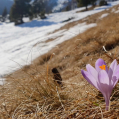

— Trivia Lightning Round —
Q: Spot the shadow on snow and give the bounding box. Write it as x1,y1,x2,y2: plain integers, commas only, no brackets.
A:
18,20,57,28
94,4,112,10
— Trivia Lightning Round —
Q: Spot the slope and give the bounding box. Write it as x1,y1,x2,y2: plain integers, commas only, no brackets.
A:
0,1,118,84
0,2,119,119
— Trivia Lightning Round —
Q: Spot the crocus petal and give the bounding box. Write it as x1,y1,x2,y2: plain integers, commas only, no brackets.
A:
95,58,108,73
98,70,109,85
86,64,98,80
98,70,112,97
111,64,119,87
113,64,119,79
108,59,117,80
81,69,99,90
98,70,112,111
112,76,118,88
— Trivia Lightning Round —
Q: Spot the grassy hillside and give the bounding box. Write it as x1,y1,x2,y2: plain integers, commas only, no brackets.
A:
0,5,119,119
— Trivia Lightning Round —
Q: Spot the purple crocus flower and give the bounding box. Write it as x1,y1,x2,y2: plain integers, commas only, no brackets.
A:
81,58,119,110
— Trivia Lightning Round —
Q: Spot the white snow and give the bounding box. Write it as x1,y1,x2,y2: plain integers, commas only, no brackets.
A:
100,13,109,19
111,8,115,12
115,10,119,13
0,1,119,85
22,17,30,22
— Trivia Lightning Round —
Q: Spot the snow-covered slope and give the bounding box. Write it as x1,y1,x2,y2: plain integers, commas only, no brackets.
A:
0,1,119,85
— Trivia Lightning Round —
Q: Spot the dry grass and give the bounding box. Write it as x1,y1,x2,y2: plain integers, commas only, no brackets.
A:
0,5,119,119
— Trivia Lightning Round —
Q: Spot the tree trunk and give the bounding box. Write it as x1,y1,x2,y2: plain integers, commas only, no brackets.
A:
20,14,23,23
20,18,23,24
86,5,88,11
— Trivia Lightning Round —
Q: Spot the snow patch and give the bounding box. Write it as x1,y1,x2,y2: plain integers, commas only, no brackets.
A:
115,10,119,13
0,78,5,85
111,8,115,12
100,13,109,19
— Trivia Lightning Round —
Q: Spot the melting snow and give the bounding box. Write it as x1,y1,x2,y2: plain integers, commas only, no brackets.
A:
115,10,119,13
0,1,119,84
100,13,109,19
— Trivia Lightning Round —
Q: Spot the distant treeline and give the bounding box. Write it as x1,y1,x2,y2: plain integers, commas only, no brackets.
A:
0,0,109,25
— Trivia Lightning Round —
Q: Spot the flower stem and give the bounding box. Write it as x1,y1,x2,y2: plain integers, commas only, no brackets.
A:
105,97,110,111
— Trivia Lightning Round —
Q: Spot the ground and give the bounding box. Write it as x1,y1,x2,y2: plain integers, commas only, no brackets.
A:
0,3,119,119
